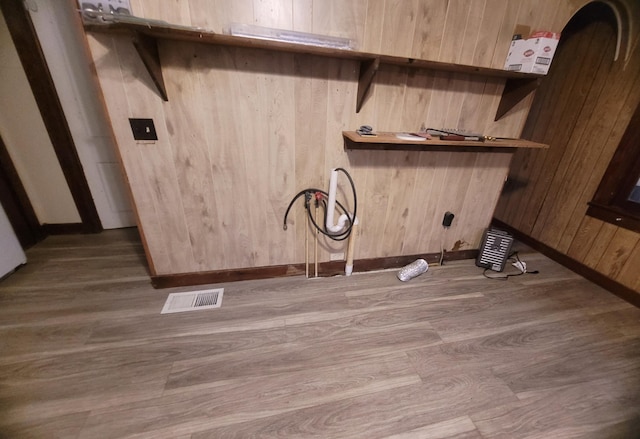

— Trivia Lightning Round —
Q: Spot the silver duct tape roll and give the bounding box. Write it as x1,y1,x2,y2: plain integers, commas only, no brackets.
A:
397,258,428,282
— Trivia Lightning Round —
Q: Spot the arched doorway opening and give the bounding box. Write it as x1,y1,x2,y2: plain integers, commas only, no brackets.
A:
495,1,619,236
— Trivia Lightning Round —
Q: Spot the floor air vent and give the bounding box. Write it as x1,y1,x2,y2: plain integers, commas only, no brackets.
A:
161,288,224,314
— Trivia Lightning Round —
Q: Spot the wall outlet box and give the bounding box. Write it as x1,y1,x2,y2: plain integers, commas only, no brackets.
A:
330,252,344,261
442,211,455,227
129,118,158,141
504,31,560,75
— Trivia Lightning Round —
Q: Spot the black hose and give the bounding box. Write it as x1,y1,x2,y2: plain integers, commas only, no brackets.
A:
282,168,357,242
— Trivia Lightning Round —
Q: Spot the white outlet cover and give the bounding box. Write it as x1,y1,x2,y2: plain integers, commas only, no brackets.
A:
330,252,345,261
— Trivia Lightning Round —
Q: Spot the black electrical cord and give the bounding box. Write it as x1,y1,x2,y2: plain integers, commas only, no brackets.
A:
282,168,357,242
482,251,539,280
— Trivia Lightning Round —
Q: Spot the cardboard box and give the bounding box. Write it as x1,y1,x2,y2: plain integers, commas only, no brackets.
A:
504,31,560,74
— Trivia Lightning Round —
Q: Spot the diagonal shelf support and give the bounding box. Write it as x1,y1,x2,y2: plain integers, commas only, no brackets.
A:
495,77,540,120
356,57,380,113
131,32,168,101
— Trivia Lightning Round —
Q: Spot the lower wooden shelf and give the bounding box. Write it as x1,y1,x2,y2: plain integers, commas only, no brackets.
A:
343,131,548,153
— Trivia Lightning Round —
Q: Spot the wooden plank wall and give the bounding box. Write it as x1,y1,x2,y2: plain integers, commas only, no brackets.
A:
85,0,586,276
494,1,640,294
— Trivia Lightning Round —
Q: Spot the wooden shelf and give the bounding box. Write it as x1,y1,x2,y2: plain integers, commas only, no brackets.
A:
343,131,549,153
84,21,544,118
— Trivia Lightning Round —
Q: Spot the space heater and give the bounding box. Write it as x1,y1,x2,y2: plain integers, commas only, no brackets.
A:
476,228,514,272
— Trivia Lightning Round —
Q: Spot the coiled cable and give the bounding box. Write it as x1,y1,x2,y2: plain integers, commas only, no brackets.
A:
283,168,357,242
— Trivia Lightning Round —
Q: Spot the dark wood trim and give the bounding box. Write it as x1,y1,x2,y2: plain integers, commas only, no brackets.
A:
587,99,640,230
151,249,478,288
492,218,640,307
0,0,102,234
0,135,44,248
41,223,86,235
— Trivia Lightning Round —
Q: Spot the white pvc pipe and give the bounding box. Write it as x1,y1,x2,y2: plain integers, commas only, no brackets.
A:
345,221,358,276
326,169,339,230
326,169,351,233
325,168,359,276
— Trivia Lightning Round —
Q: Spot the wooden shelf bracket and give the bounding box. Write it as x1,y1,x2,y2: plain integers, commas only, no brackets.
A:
131,32,168,101
356,57,380,113
495,77,540,120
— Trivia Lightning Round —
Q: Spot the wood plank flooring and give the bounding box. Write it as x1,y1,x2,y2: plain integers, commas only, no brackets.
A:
0,228,639,438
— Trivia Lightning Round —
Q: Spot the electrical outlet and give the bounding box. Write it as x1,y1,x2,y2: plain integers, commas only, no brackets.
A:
330,252,344,261
129,118,158,141
442,211,455,227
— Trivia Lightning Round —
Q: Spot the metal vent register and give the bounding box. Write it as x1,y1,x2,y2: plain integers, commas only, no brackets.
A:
161,288,224,314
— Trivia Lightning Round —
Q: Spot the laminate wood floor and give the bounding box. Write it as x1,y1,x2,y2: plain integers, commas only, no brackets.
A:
0,228,639,438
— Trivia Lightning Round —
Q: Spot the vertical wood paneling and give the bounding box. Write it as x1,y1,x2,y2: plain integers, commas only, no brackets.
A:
456,152,512,250
379,152,418,256
555,68,640,253
292,0,312,32
489,0,522,69
161,43,218,271
583,223,618,269
256,52,297,265
494,2,640,294
116,38,197,274
322,59,358,258
471,0,506,67
312,0,367,44
439,0,473,64
133,0,192,26
427,152,478,251
293,56,327,262
411,0,447,61
566,216,603,262
87,34,168,274
379,0,418,57
196,47,255,268
497,19,604,231
86,0,603,277
531,22,625,245
595,228,640,279
458,0,486,65
408,152,450,255
253,0,293,28
362,0,385,54
187,0,254,32
454,75,484,129
424,72,454,129
617,242,640,291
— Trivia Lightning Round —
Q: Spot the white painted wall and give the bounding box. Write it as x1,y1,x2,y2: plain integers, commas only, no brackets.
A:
0,203,26,278
0,9,80,225
27,0,135,229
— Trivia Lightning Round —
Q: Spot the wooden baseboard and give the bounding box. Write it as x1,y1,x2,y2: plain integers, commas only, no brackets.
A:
492,218,640,308
151,249,479,289
41,223,86,235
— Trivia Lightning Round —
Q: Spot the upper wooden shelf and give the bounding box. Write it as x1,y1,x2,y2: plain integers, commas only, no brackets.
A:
343,131,549,153
84,21,543,117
